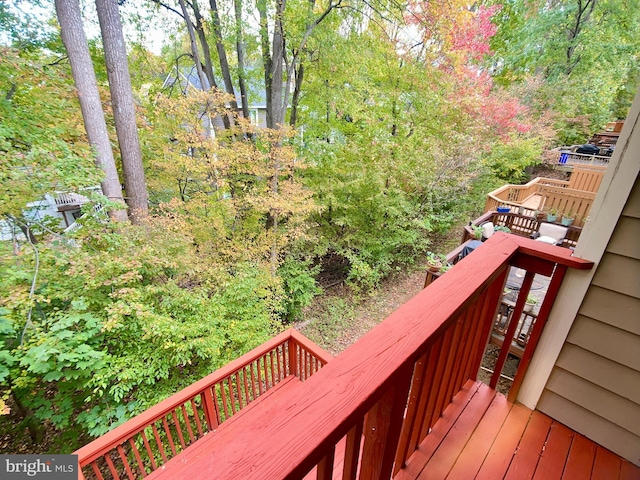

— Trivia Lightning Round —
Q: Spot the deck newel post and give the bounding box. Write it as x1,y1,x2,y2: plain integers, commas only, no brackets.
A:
288,337,298,378
359,363,414,480
202,388,219,431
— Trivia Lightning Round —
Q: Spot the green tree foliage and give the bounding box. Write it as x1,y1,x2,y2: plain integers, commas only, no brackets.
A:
0,220,281,442
2,0,612,454
488,0,640,143
0,47,102,222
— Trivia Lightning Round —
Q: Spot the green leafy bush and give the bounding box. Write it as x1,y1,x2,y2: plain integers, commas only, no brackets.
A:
0,223,282,445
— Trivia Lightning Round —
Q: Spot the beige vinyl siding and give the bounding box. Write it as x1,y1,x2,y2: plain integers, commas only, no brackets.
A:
537,174,640,466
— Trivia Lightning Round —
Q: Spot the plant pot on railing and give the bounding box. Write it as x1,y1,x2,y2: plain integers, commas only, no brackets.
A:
524,295,538,313
426,252,444,272
496,206,511,213
546,209,558,223
560,210,575,226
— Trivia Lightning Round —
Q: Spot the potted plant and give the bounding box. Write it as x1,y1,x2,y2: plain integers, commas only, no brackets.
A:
439,262,453,274
494,225,511,234
546,207,558,223
524,295,538,313
472,225,483,240
561,209,575,226
426,252,443,272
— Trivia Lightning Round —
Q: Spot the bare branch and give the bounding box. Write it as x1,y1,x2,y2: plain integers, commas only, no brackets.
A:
149,0,185,18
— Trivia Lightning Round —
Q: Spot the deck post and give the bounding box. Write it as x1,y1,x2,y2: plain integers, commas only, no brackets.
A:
202,388,219,430
288,338,298,378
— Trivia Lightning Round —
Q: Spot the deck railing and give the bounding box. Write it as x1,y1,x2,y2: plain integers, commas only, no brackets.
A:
484,177,569,215
567,164,606,191
557,151,611,166
74,329,331,480
159,234,591,479
536,185,595,226
461,211,582,248
485,166,605,227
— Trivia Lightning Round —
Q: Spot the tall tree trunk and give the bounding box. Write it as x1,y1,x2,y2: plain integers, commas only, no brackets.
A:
190,0,219,90
289,61,304,127
178,0,230,131
177,0,209,94
54,0,127,222
270,0,286,127
234,0,250,120
209,0,239,115
94,0,148,223
257,0,273,127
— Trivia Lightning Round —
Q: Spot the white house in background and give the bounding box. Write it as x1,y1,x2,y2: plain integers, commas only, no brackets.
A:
0,188,97,241
161,65,268,129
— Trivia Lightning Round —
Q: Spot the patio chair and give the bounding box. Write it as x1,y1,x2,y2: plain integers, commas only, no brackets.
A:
531,223,568,246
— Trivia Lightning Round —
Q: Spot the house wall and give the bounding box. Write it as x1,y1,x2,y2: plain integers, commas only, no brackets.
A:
536,172,640,465
517,87,640,466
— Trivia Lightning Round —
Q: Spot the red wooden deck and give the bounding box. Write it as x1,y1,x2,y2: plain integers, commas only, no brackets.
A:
301,380,639,480
152,378,638,480
396,381,639,480
77,236,638,480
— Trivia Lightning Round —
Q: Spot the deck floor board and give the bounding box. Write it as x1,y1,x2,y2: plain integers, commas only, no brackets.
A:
399,381,640,480
532,421,574,480
504,410,552,479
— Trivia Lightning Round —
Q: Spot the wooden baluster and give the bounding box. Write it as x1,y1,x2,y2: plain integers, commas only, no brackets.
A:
103,454,121,480
276,345,283,381
414,338,443,447
359,364,413,480
263,354,270,388
343,421,364,480
249,363,258,399
218,381,231,419
234,372,244,409
151,424,168,463
116,445,135,480
509,265,567,402
302,350,308,381
448,305,477,400
127,438,147,477
270,351,276,384
256,357,264,394
469,266,509,380
180,404,195,443
162,417,177,456
425,325,454,428
171,411,186,449
316,446,336,480
202,388,219,430
393,351,428,475
491,270,534,389
227,377,237,414
432,317,465,420
189,399,204,436
140,429,158,470
242,367,251,404
91,461,106,480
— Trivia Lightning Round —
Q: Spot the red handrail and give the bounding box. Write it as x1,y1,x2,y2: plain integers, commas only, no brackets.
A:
142,233,591,479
